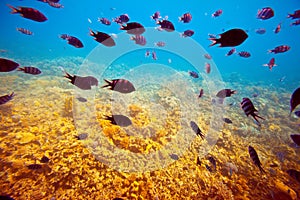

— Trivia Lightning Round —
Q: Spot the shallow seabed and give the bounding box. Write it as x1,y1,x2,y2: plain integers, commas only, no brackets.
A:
0,57,299,200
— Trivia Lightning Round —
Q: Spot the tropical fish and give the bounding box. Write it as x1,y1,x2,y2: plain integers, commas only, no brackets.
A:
27,163,43,170
226,48,236,56
205,164,213,172
205,63,211,74
198,89,204,98
179,12,192,23
255,28,266,34
105,114,132,127
209,28,248,47
238,51,251,58
188,71,199,78
157,20,175,32
74,133,88,140
216,89,237,98
0,92,15,105
0,58,19,72
76,97,87,102
17,67,41,75
190,121,205,139
274,23,281,34
89,29,115,47
204,54,212,59
290,134,300,146
290,87,300,114
130,35,146,46
223,118,232,124
7,4,47,22
287,169,300,183
240,97,265,124
248,145,265,173
64,72,98,90
102,79,135,94
208,156,216,170
113,14,130,24
257,7,274,20
287,10,300,19
263,58,277,71
40,156,50,163
154,41,166,47
98,17,111,25
151,11,161,21
120,22,145,35
47,1,63,8
16,27,33,35
181,30,194,37
268,45,290,54
291,20,300,26
152,51,157,60
170,153,179,160
212,9,223,17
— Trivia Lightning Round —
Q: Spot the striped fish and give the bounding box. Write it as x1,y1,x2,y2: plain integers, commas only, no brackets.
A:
179,12,192,23
0,58,19,72
17,67,41,75
257,7,274,20
0,92,15,105
248,145,265,173
240,97,265,124
16,27,33,35
190,121,205,139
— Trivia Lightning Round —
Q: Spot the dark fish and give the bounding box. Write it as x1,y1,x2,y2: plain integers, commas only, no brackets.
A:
89,29,115,47
179,12,192,23
208,33,217,39
188,71,199,78
75,133,88,140
255,28,266,34
205,164,213,172
287,10,300,19
212,9,223,17
120,22,145,35
27,163,42,170
190,121,205,139
7,4,47,22
274,23,281,34
263,58,276,71
17,67,41,75
290,134,300,146
226,48,236,56
287,169,300,183
198,89,204,98
76,97,87,102
130,35,146,46
113,14,130,24
16,27,33,35
157,20,175,32
60,34,83,48
209,28,248,47
170,153,179,160
151,11,161,21
105,115,132,127
290,87,300,114
291,19,300,26
268,45,290,54
64,72,98,90
223,118,232,124
40,156,50,163
0,195,15,200
257,7,274,20
102,79,135,94
0,58,19,72
98,17,111,25
152,51,157,60
241,97,265,124
204,53,212,59
216,89,237,98
181,30,194,37
47,1,63,8
0,92,15,105
294,111,300,117
154,41,166,47
208,156,216,170
113,198,124,200
205,63,211,74
238,51,251,58
38,0,60,3
248,145,265,173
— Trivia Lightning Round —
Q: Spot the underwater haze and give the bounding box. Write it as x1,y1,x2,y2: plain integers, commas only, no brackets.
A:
1,0,300,199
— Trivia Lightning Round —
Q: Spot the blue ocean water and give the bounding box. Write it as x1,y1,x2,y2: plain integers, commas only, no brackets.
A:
1,0,300,199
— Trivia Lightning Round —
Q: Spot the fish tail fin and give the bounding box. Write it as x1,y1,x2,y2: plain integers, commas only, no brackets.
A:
88,28,95,36
253,114,265,124
17,67,24,72
10,92,15,98
208,38,218,47
267,50,273,54
7,4,19,14
101,79,112,89
232,90,237,95
64,72,72,81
